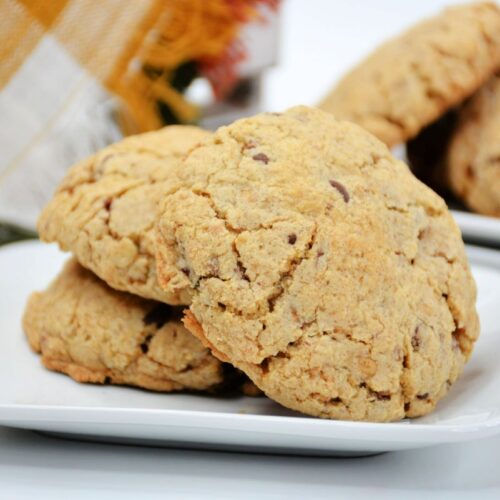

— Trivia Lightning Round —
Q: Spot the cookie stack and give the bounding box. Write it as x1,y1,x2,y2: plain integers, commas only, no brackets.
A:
319,2,500,217
24,106,479,422
23,127,255,396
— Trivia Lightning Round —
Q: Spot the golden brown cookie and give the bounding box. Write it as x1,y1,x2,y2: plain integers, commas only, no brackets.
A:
319,2,500,147
37,126,210,304
23,259,249,393
156,106,479,422
447,73,500,217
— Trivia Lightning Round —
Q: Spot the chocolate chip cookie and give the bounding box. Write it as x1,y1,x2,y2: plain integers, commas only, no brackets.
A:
37,126,210,304
319,2,500,147
23,259,249,393
156,106,479,421
447,73,500,217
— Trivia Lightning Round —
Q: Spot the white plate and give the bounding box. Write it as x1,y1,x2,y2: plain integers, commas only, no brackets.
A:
451,210,500,247
1,241,500,457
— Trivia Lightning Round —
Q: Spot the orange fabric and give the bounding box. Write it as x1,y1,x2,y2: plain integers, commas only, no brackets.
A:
1,0,276,132
18,0,69,28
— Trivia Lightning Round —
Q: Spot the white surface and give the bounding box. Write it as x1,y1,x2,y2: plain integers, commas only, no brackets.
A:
263,0,460,111
0,425,499,500
1,240,500,458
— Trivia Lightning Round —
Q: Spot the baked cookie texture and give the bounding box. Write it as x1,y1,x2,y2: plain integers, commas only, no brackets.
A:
447,74,500,217
23,259,247,393
37,126,210,304
156,106,479,422
319,2,500,147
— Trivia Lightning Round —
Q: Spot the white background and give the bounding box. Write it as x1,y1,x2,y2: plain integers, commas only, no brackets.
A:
2,1,500,498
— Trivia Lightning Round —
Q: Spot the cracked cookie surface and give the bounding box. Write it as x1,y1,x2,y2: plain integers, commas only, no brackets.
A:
23,259,250,393
37,126,211,304
319,2,500,147
156,106,479,422
447,73,500,217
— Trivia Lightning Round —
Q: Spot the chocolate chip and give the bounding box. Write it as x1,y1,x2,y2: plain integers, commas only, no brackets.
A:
412,326,421,351
404,402,411,412
103,198,112,210
140,334,153,354
329,179,350,203
417,393,429,400
317,249,325,258
403,355,409,368
288,233,297,245
218,302,226,311
330,397,342,404
181,267,190,277
104,376,111,384
370,389,391,401
252,153,269,164
143,304,183,329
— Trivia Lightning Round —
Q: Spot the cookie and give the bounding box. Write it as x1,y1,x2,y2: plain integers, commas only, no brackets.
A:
447,73,500,217
37,126,211,304
23,259,249,393
319,2,500,147
156,106,479,422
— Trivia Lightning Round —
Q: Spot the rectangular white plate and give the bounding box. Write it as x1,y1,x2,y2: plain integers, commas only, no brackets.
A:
1,241,500,456
451,210,500,247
